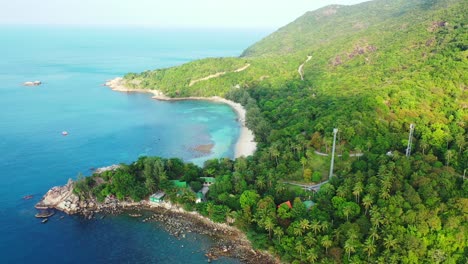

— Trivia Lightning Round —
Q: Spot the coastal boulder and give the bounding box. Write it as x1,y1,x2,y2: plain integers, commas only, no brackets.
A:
35,179,80,214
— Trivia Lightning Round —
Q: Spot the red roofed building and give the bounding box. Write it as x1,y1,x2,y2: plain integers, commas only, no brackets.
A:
278,200,292,209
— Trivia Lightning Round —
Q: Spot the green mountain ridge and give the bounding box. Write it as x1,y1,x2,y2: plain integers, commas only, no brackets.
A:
98,0,468,262
241,0,463,57
125,0,466,164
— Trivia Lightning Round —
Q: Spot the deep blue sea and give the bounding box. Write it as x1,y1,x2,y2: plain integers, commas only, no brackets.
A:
0,26,269,263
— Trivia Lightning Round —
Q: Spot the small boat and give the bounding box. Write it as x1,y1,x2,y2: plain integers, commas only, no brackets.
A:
62,131,68,136
42,218,48,224
23,195,33,200
23,81,42,86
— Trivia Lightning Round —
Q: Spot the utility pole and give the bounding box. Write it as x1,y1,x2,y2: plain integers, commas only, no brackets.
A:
406,124,415,158
329,128,338,179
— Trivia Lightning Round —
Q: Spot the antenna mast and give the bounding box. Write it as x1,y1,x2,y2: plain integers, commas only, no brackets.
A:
329,128,338,179
406,124,415,158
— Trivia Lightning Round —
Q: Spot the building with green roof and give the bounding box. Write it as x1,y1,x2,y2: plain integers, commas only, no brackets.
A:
171,180,187,188
200,177,215,186
303,200,315,210
149,191,165,203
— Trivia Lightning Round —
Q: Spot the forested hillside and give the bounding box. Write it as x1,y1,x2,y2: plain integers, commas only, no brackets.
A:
125,0,466,172
93,0,468,262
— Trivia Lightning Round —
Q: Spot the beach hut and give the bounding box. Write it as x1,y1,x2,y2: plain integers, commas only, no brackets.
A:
149,191,166,203
303,200,315,210
277,200,293,209
171,180,187,189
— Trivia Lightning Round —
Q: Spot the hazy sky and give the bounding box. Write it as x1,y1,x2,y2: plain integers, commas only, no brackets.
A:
1,0,369,28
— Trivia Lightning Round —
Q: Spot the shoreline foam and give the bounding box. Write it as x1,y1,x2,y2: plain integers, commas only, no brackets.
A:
105,77,257,158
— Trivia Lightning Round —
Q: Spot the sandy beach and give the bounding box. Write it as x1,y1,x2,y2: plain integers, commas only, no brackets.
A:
105,77,257,158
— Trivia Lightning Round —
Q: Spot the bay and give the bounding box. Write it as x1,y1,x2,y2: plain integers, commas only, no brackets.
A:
0,26,268,263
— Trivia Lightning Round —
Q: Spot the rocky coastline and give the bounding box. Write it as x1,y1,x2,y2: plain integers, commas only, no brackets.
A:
35,179,278,264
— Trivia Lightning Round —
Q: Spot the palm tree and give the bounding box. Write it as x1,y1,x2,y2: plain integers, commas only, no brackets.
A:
321,235,332,254
352,182,364,203
300,157,307,173
299,219,311,232
206,202,215,219
420,140,429,155
266,172,275,189
354,143,363,154
274,227,284,243
445,149,455,166
381,175,392,189
304,232,316,247
333,228,342,243
344,238,357,261
336,186,347,198
455,134,466,154
383,234,397,251
362,194,373,215
293,226,304,237
181,190,196,204
270,146,280,166
320,183,335,196
380,188,391,200
295,144,303,158
275,183,286,195
347,229,359,241
320,221,330,232
306,248,318,263
366,183,379,197
363,238,376,260
310,220,321,235
369,227,380,243
264,217,275,239
366,140,372,151
370,208,382,228
226,210,237,225
255,176,266,190
343,205,352,221
295,241,306,259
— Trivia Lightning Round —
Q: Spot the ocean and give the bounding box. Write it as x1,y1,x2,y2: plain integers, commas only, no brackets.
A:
0,26,269,263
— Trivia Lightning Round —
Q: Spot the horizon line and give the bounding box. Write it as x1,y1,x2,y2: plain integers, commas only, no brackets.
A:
0,23,276,31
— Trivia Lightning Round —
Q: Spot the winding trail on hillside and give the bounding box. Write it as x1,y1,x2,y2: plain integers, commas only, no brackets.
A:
314,150,363,157
298,56,312,81
189,64,250,87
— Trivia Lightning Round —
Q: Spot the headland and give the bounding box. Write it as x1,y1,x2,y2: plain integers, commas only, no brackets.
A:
35,178,278,264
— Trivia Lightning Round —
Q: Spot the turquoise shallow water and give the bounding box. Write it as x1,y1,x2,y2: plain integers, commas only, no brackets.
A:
0,26,268,263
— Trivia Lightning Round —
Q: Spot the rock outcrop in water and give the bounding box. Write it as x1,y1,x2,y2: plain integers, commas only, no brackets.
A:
35,179,81,214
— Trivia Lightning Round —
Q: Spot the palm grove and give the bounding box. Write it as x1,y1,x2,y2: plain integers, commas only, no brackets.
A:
75,0,467,263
